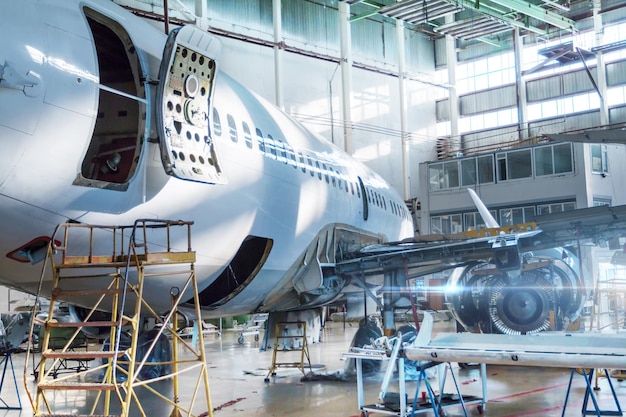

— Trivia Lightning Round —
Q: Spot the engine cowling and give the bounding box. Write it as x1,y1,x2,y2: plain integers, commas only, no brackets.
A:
446,248,587,334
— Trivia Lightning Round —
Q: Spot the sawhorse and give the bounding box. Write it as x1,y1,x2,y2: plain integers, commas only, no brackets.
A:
562,368,622,417
0,351,21,410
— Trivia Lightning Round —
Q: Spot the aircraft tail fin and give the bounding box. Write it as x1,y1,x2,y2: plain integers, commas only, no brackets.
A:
468,188,499,228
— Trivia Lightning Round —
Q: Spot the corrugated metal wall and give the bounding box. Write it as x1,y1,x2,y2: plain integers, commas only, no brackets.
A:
607,60,626,86
610,105,626,123
460,85,517,115
526,68,597,102
461,125,520,151
528,111,601,136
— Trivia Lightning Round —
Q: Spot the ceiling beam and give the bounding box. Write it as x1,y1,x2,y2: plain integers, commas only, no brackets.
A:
448,0,550,36
485,0,576,31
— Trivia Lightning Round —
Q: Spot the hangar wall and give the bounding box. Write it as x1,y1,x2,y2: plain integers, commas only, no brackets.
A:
126,0,440,199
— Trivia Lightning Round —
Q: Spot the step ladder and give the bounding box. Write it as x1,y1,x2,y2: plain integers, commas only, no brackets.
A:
264,321,312,382
24,219,214,417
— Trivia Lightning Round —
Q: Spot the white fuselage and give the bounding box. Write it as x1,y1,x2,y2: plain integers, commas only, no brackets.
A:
0,0,413,316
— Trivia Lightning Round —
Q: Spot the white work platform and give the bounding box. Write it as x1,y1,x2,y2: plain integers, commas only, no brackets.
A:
404,317,626,417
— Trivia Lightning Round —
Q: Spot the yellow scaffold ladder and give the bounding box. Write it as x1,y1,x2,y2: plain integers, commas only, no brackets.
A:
24,219,214,417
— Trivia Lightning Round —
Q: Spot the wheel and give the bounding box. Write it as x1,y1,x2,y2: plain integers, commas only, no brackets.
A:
264,377,270,383
254,334,259,341
238,335,244,344
477,404,484,414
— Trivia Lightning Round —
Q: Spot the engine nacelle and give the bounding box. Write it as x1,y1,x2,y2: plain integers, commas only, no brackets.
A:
446,248,587,334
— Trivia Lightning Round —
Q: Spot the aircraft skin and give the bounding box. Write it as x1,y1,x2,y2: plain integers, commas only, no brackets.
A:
0,0,414,317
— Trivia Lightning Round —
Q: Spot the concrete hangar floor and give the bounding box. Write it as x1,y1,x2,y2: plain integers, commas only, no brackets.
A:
7,317,626,417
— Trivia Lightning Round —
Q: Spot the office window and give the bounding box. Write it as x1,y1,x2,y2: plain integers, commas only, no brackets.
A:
499,206,535,226
537,202,576,215
478,155,494,184
429,161,459,190
431,214,462,234
591,144,608,174
534,143,573,176
461,158,476,187
497,149,532,181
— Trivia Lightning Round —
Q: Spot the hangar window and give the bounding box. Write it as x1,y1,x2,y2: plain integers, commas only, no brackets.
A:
213,108,222,136
242,121,252,148
78,9,147,189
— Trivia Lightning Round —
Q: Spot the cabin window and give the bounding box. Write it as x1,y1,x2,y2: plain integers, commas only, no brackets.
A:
315,161,322,180
287,144,297,168
78,9,146,189
213,108,222,136
256,128,265,153
242,121,252,148
307,156,314,176
227,114,238,143
298,152,306,173
266,134,277,159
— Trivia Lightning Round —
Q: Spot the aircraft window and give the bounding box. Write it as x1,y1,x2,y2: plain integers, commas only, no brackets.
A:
256,128,265,153
286,145,297,168
227,114,238,143
315,161,322,180
78,10,146,188
213,108,222,136
331,170,336,187
242,122,253,149
322,163,329,183
350,182,355,196
276,140,287,163
355,182,360,198
307,156,314,176
382,197,387,210
298,152,306,173
266,134,277,159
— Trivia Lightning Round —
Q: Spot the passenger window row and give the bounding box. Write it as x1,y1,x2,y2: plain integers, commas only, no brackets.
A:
212,107,410,221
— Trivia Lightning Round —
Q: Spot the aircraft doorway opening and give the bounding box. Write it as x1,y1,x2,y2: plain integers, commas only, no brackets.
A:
196,236,273,306
75,9,146,190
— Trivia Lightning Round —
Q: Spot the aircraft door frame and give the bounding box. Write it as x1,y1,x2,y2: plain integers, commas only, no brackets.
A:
156,26,226,184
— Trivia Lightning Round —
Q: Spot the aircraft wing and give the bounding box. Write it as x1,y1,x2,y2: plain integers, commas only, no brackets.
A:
404,327,626,369
337,203,626,280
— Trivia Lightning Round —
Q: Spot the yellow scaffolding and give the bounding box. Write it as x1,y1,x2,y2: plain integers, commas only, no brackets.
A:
24,220,213,417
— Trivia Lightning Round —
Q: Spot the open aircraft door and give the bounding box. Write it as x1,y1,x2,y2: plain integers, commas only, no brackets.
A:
156,26,226,184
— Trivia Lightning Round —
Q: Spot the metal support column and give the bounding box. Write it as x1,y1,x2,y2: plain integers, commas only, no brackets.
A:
339,1,353,154
273,0,284,110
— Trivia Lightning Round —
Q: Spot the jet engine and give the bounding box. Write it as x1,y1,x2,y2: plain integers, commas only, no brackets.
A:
445,248,587,334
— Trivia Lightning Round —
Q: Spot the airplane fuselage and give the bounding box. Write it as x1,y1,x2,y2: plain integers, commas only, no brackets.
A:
0,0,413,316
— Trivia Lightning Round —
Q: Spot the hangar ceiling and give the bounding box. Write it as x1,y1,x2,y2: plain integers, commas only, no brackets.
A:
342,0,584,41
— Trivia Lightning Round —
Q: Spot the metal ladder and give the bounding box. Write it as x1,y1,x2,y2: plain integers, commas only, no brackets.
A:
264,321,312,382
24,219,214,417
